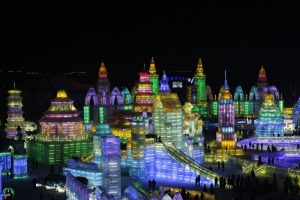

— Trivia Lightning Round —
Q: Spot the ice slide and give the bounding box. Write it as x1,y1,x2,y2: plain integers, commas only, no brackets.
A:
162,141,222,181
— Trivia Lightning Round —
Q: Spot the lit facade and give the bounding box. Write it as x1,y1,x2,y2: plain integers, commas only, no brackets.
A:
5,87,26,139
216,71,237,149
182,102,205,164
192,58,208,117
149,57,159,96
292,97,300,127
101,134,121,199
130,115,146,179
152,93,183,149
159,70,171,93
255,92,285,137
27,90,93,165
12,155,28,178
84,62,133,126
134,66,154,112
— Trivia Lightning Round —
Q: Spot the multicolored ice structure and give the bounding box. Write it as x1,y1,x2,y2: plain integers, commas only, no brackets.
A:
186,63,284,118
83,62,133,128
5,86,26,139
26,90,93,165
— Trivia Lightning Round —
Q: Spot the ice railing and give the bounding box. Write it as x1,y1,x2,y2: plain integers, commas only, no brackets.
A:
162,141,221,182
35,133,89,141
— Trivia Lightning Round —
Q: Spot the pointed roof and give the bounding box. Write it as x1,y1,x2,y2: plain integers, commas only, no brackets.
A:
98,62,108,78
149,57,157,74
258,65,267,81
159,70,171,93
196,58,203,75
224,70,229,90
221,70,232,100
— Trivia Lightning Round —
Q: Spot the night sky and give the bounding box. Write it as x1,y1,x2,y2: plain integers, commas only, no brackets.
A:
1,2,300,103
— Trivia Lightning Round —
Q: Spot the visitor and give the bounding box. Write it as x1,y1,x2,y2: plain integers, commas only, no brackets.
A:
195,175,200,187
152,179,156,190
215,177,218,188
200,192,204,200
148,180,152,191
221,161,225,171
194,194,200,200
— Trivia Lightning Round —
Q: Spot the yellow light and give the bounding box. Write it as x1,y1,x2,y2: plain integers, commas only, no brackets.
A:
57,90,68,98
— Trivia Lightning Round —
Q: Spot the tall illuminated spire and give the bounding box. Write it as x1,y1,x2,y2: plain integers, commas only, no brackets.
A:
224,70,229,90
98,62,108,78
193,57,207,117
196,58,203,75
149,57,157,74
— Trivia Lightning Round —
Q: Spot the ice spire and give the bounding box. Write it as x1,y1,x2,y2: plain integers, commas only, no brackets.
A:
224,70,229,89
196,58,203,75
149,56,157,74
98,62,108,78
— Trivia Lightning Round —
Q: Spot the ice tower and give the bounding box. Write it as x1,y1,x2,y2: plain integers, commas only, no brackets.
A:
152,93,183,149
257,66,268,102
216,71,237,149
101,130,121,199
97,62,111,102
255,92,285,137
193,58,208,117
159,70,171,93
134,65,154,112
149,57,159,96
5,85,26,139
130,115,146,179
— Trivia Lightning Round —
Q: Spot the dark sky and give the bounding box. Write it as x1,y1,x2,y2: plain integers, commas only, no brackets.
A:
1,2,300,103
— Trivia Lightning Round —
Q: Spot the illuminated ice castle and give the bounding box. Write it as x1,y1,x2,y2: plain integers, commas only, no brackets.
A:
26,90,92,165
186,63,284,119
83,62,133,127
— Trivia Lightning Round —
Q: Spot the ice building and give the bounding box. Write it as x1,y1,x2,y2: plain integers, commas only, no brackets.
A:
65,124,121,199
5,85,26,139
130,115,146,179
12,154,28,178
182,102,205,164
26,90,93,165
152,93,183,149
232,66,284,117
83,62,133,128
292,97,300,128
134,65,155,112
99,125,121,199
149,57,159,96
255,92,285,137
186,64,285,120
216,71,237,149
191,58,208,117
159,70,171,93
